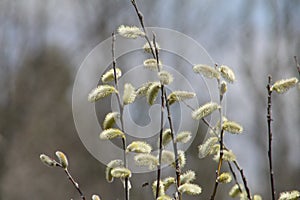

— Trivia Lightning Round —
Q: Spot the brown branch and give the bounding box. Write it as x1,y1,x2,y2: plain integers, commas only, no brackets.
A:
293,56,300,78
154,34,165,199
232,160,252,200
227,162,243,193
51,161,86,200
130,0,156,59
209,129,224,200
267,75,276,200
112,32,129,200
164,90,181,200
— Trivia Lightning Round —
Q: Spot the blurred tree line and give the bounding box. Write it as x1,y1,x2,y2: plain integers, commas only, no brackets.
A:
0,0,299,199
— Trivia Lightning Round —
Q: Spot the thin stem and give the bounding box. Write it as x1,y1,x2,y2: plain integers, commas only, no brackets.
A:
54,162,86,200
164,91,181,200
154,34,165,199
130,0,156,59
209,129,224,200
112,32,129,200
227,162,243,193
267,75,276,200
210,64,224,200
293,56,300,77
64,169,86,200
232,160,252,200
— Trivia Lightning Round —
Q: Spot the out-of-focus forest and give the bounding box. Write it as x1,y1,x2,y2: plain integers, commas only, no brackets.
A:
0,0,299,199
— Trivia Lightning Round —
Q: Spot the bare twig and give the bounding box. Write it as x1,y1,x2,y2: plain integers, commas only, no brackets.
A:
210,63,224,200
293,56,300,77
154,34,165,199
267,75,276,200
232,160,251,199
130,0,156,59
164,90,181,200
112,32,129,200
52,162,86,200
227,162,243,193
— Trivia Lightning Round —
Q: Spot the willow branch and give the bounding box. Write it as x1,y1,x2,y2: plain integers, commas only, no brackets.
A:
227,162,243,193
293,56,300,78
130,0,156,58
154,34,165,199
112,32,129,200
267,75,275,200
164,90,181,200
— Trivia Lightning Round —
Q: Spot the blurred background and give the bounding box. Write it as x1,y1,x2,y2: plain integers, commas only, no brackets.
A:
0,0,299,199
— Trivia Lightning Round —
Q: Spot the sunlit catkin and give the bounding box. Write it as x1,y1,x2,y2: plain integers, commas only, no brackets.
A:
220,65,236,83
101,68,122,83
222,120,243,134
167,91,196,105
178,183,202,195
217,172,232,183
99,128,125,140
278,190,300,200
118,25,145,39
88,85,117,102
193,64,220,79
180,170,196,184
103,112,119,130
192,102,220,120
123,83,136,105
105,159,124,183
40,154,56,167
126,141,152,153
146,82,161,105
55,151,68,169
271,77,299,94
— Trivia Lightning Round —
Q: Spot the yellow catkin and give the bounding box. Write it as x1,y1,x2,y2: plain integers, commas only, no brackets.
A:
123,83,136,105
178,183,202,195
220,65,236,83
106,159,124,183
193,64,220,79
99,128,125,140
101,68,122,83
271,77,299,94
88,85,117,102
55,151,68,169
118,25,145,39
192,102,220,120
126,141,152,153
